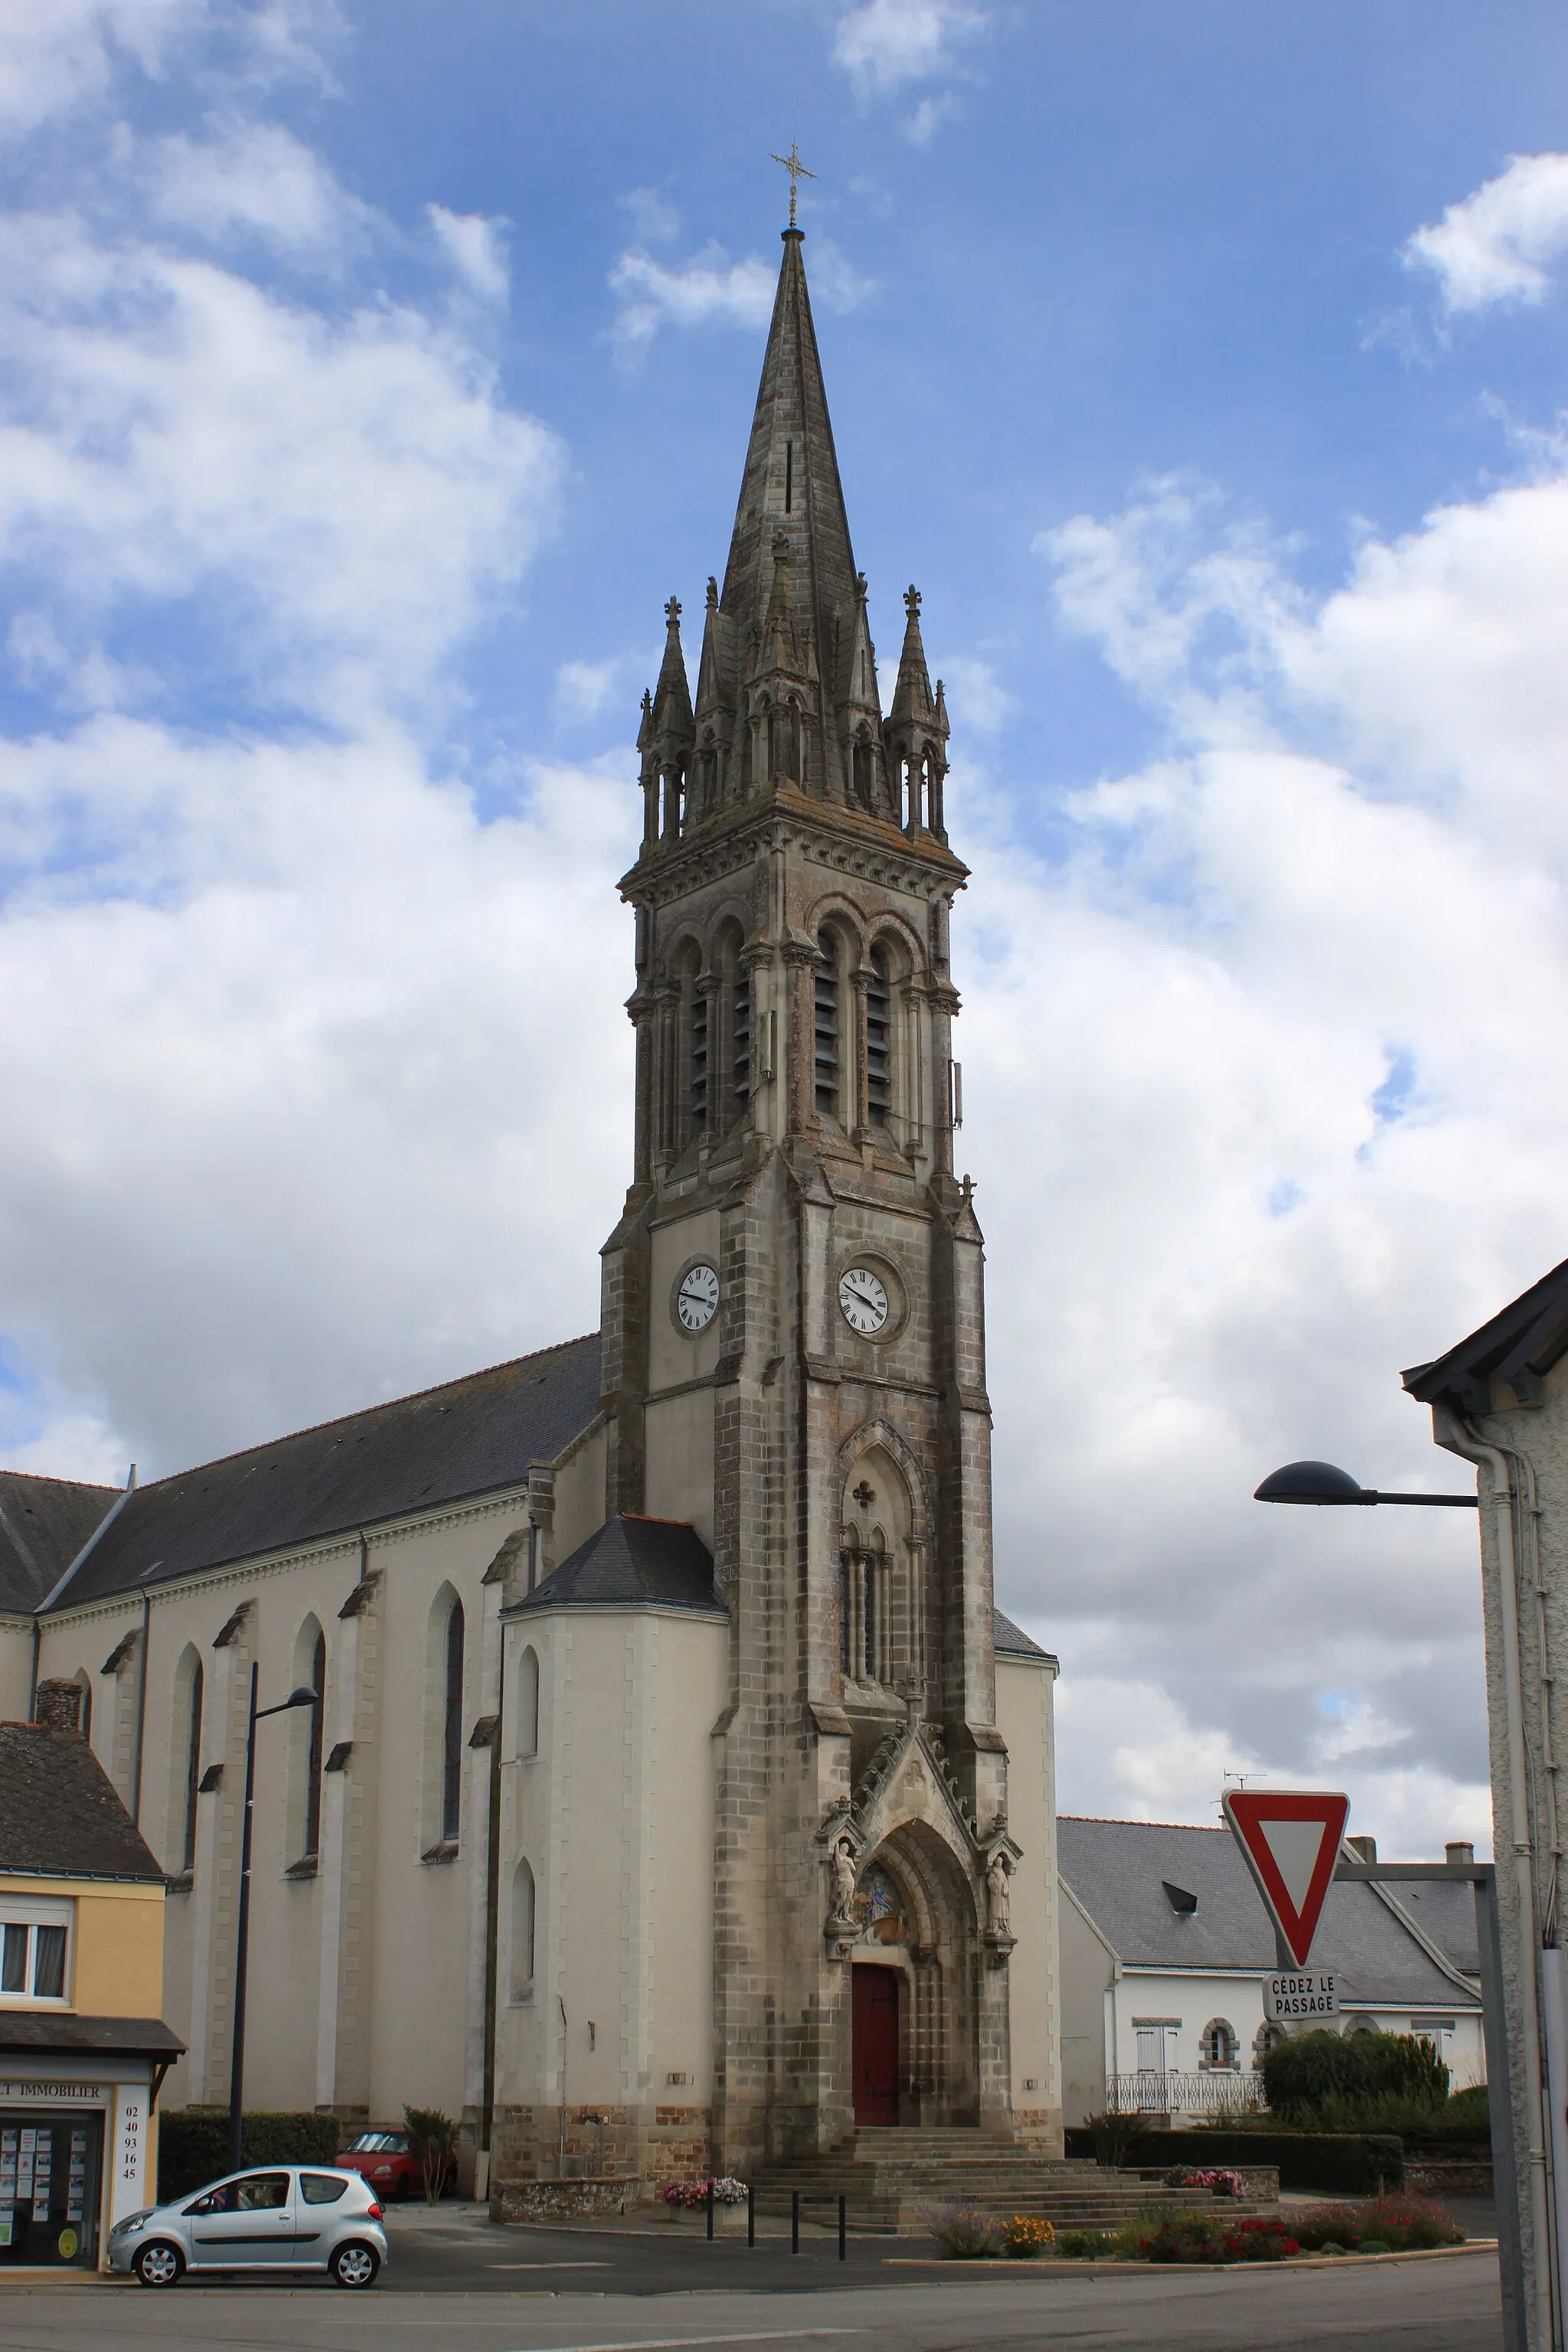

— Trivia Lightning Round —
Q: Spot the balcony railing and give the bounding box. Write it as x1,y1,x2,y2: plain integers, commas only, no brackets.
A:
1106,2069,1266,2118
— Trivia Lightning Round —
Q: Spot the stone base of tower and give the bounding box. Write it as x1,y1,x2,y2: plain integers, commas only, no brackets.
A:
486,2101,717,2207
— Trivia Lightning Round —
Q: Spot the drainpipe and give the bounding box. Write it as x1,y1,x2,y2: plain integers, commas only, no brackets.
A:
1439,1409,1554,2352
131,1585,152,1828
480,1622,507,2187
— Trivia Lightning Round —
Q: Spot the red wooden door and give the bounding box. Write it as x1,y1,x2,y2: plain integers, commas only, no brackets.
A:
852,1965,900,2125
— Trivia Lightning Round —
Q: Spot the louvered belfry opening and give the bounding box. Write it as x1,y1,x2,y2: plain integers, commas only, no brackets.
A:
691,982,709,1131
731,962,751,1117
814,928,840,1116
866,944,892,1126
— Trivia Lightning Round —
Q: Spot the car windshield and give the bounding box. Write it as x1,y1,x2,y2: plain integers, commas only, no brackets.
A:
346,2132,407,2153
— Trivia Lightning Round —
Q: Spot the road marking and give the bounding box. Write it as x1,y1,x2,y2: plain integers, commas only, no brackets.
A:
497,2333,864,2351
487,2262,613,2270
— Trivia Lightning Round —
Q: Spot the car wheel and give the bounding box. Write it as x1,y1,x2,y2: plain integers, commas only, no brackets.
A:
331,2240,381,2288
132,2240,185,2288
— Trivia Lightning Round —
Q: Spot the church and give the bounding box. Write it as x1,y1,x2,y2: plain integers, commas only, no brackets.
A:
0,218,1064,2197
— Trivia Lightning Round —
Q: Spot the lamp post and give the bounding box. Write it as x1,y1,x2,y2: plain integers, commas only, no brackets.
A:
228,1666,318,2173
1253,1459,1479,1508
1254,1455,1529,2352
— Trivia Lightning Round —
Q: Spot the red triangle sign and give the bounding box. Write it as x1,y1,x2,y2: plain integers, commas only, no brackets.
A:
1223,1789,1351,1968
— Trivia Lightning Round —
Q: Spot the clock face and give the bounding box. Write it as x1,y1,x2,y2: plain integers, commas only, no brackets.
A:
675,1261,720,1332
838,1266,890,1337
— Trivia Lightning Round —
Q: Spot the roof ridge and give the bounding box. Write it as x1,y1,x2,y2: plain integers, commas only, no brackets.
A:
126,1331,600,1491
1058,1815,1227,1831
0,1468,121,1495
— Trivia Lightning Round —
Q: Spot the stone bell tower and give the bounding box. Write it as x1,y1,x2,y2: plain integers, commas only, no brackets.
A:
599,221,1020,2167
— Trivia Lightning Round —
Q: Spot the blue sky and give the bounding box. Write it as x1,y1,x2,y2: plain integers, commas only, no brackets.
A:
4,0,1568,1851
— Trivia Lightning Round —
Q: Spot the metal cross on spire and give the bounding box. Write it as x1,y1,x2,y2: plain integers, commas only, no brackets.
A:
771,141,817,228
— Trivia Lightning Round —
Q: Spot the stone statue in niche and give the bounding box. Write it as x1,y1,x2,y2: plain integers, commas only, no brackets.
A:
830,1835,858,1924
985,1849,1012,1935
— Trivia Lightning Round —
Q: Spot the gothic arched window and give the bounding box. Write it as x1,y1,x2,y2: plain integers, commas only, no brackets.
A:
442,1598,465,1842
852,731,875,813
287,1617,326,1865
511,1857,536,2000
815,929,841,1118
171,1648,203,1875
518,1646,540,1759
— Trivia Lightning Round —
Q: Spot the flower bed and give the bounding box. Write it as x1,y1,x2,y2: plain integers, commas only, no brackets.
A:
658,2177,748,2208
1165,2165,1246,2198
1286,2194,1465,2253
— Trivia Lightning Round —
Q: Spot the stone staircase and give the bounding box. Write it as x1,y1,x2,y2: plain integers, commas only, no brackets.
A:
749,2126,1252,2236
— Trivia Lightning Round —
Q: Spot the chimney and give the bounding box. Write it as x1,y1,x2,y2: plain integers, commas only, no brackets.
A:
1346,1834,1377,1864
1446,1841,1475,1867
34,1679,83,1736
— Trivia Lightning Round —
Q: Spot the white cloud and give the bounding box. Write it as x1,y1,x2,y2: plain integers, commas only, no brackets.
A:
144,119,371,256
619,186,679,244
427,202,510,306
1404,152,1568,315
903,94,952,147
937,652,1012,735
608,234,873,358
608,242,776,356
963,448,1568,1854
0,210,560,729
832,0,987,96
0,0,338,136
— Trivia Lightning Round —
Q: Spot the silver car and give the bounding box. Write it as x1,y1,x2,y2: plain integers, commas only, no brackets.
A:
108,2164,390,2288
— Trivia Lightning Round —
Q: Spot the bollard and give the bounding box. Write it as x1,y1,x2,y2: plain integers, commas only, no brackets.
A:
747,2182,755,2247
707,2178,714,2241
792,2189,800,2255
838,2192,846,2260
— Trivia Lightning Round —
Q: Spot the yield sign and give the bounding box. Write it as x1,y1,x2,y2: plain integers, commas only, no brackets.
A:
1223,1789,1351,1968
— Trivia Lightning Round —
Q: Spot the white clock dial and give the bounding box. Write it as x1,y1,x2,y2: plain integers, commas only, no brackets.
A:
838,1266,889,1336
675,1262,720,1332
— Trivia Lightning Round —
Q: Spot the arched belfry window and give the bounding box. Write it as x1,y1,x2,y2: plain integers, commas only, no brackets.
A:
815,929,841,1119
865,946,892,1128
442,1598,465,1841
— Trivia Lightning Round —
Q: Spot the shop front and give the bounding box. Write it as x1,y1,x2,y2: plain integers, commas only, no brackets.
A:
0,2030,181,2271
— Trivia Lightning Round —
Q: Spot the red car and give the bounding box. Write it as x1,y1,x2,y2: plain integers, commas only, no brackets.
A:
337,2129,455,2200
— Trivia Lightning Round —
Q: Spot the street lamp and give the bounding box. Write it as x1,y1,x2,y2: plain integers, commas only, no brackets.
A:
228,1668,318,2172
1254,1459,1478,1508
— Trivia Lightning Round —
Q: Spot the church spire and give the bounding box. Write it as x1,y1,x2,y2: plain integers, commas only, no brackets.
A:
720,229,860,683
884,585,950,842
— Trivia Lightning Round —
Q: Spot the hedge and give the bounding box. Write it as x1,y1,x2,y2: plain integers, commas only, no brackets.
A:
157,2108,343,2200
1065,2128,1403,2194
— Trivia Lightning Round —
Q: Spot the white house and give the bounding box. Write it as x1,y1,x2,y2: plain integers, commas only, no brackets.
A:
1058,1816,1485,2127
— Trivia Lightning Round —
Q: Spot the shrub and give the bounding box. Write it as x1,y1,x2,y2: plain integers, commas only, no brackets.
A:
1263,2030,1449,2127
1136,2214,1224,2265
1085,2109,1149,2167
658,2177,748,2208
1057,2226,1113,2259
1361,2239,1391,2255
1289,2194,1463,2253
157,2108,341,2200
924,2202,1007,2259
403,2106,458,2205
1218,2216,1299,2262
1096,2128,1403,2194
1004,2215,1055,2258
1320,2241,1348,2256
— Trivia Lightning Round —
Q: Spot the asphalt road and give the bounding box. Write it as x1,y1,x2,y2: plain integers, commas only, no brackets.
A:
0,2223,1504,2352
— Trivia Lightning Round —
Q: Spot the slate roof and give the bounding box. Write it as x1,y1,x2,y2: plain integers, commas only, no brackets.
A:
0,2014,185,2056
0,1722,166,1881
994,1607,1050,1660
1058,1818,1479,2011
1404,1253,1568,1415
0,1472,118,1614
510,1514,727,1619
47,1334,602,1612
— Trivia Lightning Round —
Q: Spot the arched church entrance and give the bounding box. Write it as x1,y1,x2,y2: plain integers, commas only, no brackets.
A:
846,1824,981,2128
851,1965,900,2125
